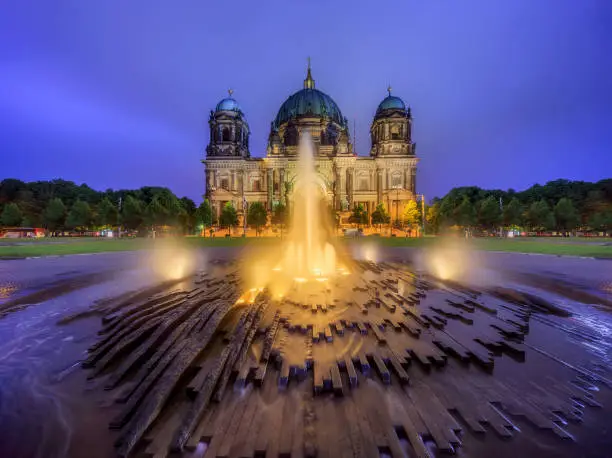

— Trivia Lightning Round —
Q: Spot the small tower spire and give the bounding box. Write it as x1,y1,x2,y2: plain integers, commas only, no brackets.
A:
228,88,234,97
304,57,315,89
387,85,392,96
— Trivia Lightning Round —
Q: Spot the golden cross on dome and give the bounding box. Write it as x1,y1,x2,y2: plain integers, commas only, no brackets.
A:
228,88,234,97
387,85,392,96
304,57,315,89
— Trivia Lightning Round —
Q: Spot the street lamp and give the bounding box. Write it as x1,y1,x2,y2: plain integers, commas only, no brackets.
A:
415,193,426,236
391,184,403,235
242,196,248,237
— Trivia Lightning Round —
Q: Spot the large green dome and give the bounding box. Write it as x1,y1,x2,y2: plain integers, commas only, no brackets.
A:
274,88,346,129
273,63,346,129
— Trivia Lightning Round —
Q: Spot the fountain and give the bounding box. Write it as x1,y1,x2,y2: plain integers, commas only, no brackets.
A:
280,132,337,279
244,132,344,297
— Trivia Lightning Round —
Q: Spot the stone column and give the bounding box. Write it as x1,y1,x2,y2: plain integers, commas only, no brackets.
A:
267,169,273,210
346,168,354,209
411,168,417,194
404,168,410,191
230,125,236,142
231,171,236,191
334,166,341,210
205,170,210,194
377,169,383,204
280,169,286,204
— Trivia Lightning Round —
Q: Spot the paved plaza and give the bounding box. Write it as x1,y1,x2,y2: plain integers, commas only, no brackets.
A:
0,249,611,458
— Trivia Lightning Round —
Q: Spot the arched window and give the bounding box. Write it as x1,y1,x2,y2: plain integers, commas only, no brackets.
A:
284,125,298,146
320,130,327,145
391,125,400,140
222,127,231,142
252,179,261,192
357,172,370,191
358,177,369,191
220,178,230,190
391,172,402,188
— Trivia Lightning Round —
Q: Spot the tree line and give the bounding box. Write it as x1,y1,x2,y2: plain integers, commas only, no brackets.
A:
427,178,612,234
2,177,611,236
0,178,279,236
0,179,202,234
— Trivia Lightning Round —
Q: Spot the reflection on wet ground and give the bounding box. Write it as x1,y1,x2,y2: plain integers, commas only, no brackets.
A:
0,248,611,458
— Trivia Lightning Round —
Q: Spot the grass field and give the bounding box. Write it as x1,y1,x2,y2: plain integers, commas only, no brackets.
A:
0,235,611,259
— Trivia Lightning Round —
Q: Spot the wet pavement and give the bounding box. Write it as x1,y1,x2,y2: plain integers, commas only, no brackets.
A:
0,248,611,458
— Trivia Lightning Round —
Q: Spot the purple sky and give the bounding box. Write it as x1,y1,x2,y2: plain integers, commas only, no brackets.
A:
2,1,611,203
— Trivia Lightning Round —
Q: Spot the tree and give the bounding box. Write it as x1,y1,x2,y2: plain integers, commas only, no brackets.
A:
403,200,420,229
426,202,440,235
247,202,267,236
96,197,118,227
371,203,390,232
554,198,579,232
43,198,66,232
220,202,238,235
66,200,93,230
121,195,144,230
145,196,165,229
526,200,555,231
195,200,213,236
179,197,196,234
589,211,612,234
503,198,523,227
0,179,26,203
349,204,368,228
0,203,22,227
272,203,288,238
477,196,501,232
454,197,476,230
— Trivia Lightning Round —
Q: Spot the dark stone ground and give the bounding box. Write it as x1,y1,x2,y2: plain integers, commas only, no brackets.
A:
0,248,611,458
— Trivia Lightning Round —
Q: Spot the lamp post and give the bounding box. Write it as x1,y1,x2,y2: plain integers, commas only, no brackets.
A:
242,196,247,237
416,193,426,236
209,185,217,237
391,184,403,235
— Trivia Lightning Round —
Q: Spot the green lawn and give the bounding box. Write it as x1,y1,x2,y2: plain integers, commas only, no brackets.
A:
0,235,610,259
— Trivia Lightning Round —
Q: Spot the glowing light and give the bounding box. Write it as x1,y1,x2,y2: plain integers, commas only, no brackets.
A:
337,266,350,276
272,266,282,272
149,239,197,281
315,277,328,282
294,277,307,283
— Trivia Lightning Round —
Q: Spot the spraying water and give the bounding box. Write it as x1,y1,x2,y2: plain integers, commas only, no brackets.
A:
281,132,337,279
243,132,342,295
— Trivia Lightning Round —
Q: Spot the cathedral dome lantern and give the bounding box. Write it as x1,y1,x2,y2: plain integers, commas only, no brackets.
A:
370,86,414,157
207,89,250,159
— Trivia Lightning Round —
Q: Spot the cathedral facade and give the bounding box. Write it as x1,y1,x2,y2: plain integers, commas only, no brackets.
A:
203,64,419,225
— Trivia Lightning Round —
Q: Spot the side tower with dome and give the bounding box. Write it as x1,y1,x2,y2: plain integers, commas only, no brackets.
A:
203,63,419,230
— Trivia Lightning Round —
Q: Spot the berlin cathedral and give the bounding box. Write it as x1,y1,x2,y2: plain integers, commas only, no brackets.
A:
203,62,419,225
